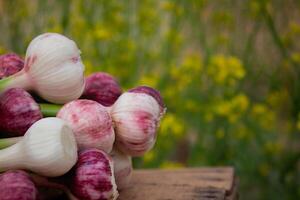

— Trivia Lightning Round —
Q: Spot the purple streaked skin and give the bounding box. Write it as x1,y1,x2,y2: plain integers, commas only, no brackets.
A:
0,88,43,136
128,85,165,110
81,72,122,107
71,149,118,200
57,99,115,152
0,170,38,200
0,53,24,79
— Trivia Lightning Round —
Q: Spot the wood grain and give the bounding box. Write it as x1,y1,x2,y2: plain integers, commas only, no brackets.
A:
119,167,237,200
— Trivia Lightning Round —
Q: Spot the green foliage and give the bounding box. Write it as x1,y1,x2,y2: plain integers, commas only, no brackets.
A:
1,0,300,199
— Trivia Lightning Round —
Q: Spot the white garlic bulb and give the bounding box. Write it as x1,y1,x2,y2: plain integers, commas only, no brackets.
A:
0,33,85,104
0,117,78,177
111,86,166,156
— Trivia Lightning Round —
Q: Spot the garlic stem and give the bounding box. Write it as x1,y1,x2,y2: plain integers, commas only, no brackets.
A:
0,72,31,92
0,142,24,171
0,136,22,149
39,103,113,117
39,103,62,117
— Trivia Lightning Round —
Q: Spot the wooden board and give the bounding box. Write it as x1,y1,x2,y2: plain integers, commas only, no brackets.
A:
119,167,237,200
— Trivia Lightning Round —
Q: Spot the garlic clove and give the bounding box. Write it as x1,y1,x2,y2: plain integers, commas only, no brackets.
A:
110,147,132,190
71,148,119,200
0,53,24,79
0,117,78,177
0,88,42,136
111,86,166,156
57,99,115,153
0,170,38,200
81,72,122,107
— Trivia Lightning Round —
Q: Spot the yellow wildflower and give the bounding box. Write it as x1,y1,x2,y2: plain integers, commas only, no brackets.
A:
143,151,155,163
160,161,184,169
94,26,113,40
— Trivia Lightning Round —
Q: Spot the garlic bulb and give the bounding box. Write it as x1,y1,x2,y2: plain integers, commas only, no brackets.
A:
0,170,38,200
0,117,78,177
81,72,122,106
57,99,115,153
111,86,166,156
0,88,42,136
71,149,119,200
0,53,24,79
0,33,85,104
110,148,132,190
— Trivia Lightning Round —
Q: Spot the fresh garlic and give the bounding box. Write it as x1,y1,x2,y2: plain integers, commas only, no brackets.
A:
110,147,132,190
0,53,24,79
0,33,85,104
71,149,119,200
111,86,166,156
0,88,42,136
57,99,115,153
0,170,38,200
0,117,78,177
81,72,122,106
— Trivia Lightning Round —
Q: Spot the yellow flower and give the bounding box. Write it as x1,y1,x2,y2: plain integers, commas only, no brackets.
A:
160,161,184,169
0,46,6,54
289,21,300,35
214,93,249,123
94,26,113,40
143,151,155,163
251,103,275,130
208,54,245,85
291,52,300,64
138,74,158,87
160,114,185,138
233,93,249,112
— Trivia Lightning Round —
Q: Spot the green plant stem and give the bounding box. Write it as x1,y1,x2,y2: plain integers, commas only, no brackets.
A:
39,103,62,117
0,77,12,91
0,137,21,149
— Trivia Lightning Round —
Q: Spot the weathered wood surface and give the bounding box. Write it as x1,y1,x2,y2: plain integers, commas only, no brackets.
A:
119,167,238,200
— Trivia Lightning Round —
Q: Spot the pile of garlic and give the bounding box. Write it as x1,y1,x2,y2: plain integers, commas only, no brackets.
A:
0,33,166,200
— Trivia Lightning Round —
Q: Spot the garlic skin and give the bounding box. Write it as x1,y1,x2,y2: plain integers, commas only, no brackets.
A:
57,99,115,153
0,53,24,79
0,117,78,177
0,88,42,136
81,72,122,107
71,149,119,200
111,86,166,156
110,148,132,190
0,33,85,104
0,170,38,200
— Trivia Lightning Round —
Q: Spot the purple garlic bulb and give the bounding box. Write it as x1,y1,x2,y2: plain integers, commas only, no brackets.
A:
0,170,38,200
0,88,43,136
0,53,24,79
111,86,166,156
110,148,132,190
71,149,119,200
81,72,122,107
57,99,115,153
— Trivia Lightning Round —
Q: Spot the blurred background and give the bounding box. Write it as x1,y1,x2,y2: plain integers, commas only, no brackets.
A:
0,0,300,199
